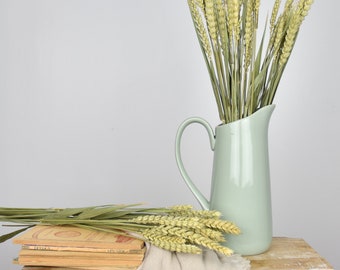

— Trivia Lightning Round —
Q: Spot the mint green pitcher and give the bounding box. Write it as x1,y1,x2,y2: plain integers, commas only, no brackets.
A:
175,105,275,255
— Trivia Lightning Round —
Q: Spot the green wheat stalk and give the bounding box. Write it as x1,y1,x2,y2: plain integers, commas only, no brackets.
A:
0,204,240,256
188,0,313,124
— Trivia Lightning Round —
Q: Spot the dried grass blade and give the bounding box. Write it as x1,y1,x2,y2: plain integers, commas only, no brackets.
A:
74,206,119,220
0,207,57,215
0,226,33,243
42,207,91,220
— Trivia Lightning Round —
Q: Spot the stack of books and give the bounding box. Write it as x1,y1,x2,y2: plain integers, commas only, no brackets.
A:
12,225,146,270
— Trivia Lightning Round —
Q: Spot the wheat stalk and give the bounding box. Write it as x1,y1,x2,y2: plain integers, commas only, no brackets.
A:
0,204,240,255
187,0,314,123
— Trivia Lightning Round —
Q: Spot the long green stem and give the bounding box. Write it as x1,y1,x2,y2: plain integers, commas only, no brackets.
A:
187,0,313,123
1,204,241,256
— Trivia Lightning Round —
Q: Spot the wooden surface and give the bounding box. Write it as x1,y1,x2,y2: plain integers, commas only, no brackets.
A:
245,237,333,269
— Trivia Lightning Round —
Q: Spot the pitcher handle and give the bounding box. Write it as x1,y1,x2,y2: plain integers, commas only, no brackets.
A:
175,117,215,210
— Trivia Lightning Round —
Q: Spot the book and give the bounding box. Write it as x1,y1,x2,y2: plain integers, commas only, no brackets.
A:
16,259,140,270
13,225,145,269
18,248,146,260
17,255,142,267
13,225,145,250
21,244,146,254
22,266,139,270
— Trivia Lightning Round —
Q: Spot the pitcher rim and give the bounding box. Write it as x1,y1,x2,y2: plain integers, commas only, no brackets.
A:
216,104,275,127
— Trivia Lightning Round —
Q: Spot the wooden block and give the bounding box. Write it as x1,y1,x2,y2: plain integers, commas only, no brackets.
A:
245,237,333,269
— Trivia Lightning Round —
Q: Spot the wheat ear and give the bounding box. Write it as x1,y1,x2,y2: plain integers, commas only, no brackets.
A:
188,0,212,60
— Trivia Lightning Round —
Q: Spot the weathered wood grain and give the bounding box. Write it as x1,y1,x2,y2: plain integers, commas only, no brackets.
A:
245,237,333,269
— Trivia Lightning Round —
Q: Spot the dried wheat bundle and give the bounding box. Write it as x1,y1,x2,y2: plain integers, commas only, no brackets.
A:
188,0,313,123
0,204,240,256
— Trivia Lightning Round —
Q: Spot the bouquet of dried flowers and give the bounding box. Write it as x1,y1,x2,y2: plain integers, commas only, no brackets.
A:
188,0,313,123
0,204,240,256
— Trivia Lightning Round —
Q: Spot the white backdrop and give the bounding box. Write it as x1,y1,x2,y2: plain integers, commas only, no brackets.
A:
0,0,339,269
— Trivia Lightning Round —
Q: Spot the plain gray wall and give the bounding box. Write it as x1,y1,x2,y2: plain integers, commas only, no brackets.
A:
1,0,339,269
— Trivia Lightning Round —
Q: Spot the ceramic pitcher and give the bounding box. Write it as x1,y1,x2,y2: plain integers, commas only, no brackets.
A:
175,105,275,255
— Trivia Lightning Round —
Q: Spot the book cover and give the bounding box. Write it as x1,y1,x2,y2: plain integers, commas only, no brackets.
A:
13,225,144,250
